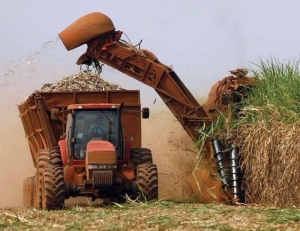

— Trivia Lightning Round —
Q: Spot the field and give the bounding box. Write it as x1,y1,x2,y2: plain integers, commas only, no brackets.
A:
1,201,300,230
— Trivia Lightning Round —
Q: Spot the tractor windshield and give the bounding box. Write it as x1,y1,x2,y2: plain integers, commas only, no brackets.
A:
71,109,120,159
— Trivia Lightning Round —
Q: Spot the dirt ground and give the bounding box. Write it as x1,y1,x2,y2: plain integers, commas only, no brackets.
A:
0,106,198,208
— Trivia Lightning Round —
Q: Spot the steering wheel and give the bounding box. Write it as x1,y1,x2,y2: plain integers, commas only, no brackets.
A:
87,127,104,140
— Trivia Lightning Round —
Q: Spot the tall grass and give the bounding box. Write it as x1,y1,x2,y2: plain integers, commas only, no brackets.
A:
195,58,300,206
239,58,300,124
231,58,300,206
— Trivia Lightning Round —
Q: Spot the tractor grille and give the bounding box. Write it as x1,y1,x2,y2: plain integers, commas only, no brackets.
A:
93,170,113,188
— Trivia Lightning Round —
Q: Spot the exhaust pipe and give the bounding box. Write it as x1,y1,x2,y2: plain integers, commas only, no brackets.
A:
211,139,229,188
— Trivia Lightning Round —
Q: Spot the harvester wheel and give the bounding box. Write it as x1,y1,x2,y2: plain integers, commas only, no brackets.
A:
23,176,35,207
136,164,158,201
41,166,65,210
131,148,153,167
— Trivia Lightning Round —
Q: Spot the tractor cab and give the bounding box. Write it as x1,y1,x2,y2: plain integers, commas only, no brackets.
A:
65,103,123,162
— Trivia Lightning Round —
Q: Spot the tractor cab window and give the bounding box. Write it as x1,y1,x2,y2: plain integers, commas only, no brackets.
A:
72,110,119,159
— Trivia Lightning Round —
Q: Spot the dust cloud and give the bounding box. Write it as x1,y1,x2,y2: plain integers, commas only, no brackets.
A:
0,105,198,208
142,110,198,201
0,107,35,208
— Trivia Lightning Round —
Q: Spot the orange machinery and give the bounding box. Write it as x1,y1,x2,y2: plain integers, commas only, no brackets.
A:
58,12,256,204
19,90,158,210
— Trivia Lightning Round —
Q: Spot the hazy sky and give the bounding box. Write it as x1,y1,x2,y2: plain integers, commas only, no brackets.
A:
1,0,300,107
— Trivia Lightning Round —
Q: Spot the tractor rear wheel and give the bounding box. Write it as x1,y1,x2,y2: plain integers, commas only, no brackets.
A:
136,164,158,201
23,176,35,207
131,148,153,166
41,166,65,210
37,148,62,168
34,149,50,209
35,148,63,209
50,148,62,166
37,149,51,170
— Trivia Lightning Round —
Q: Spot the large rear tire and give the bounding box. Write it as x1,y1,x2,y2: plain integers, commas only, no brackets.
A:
50,148,62,166
37,148,62,170
35,149,50,209
131,148,153,166
136,164,158,201
23,176,35,207
41,166,65,210
35,148,63,209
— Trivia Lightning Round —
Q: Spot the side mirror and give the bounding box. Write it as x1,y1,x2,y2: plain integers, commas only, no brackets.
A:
142,107,149,119
51,109,60,120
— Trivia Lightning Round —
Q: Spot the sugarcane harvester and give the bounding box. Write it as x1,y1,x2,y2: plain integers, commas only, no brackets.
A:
58,12,256,204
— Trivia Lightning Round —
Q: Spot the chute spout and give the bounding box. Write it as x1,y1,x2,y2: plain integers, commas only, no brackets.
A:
58,12,115,51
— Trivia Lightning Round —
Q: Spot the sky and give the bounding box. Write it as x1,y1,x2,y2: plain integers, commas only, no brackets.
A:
1,1,300,108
